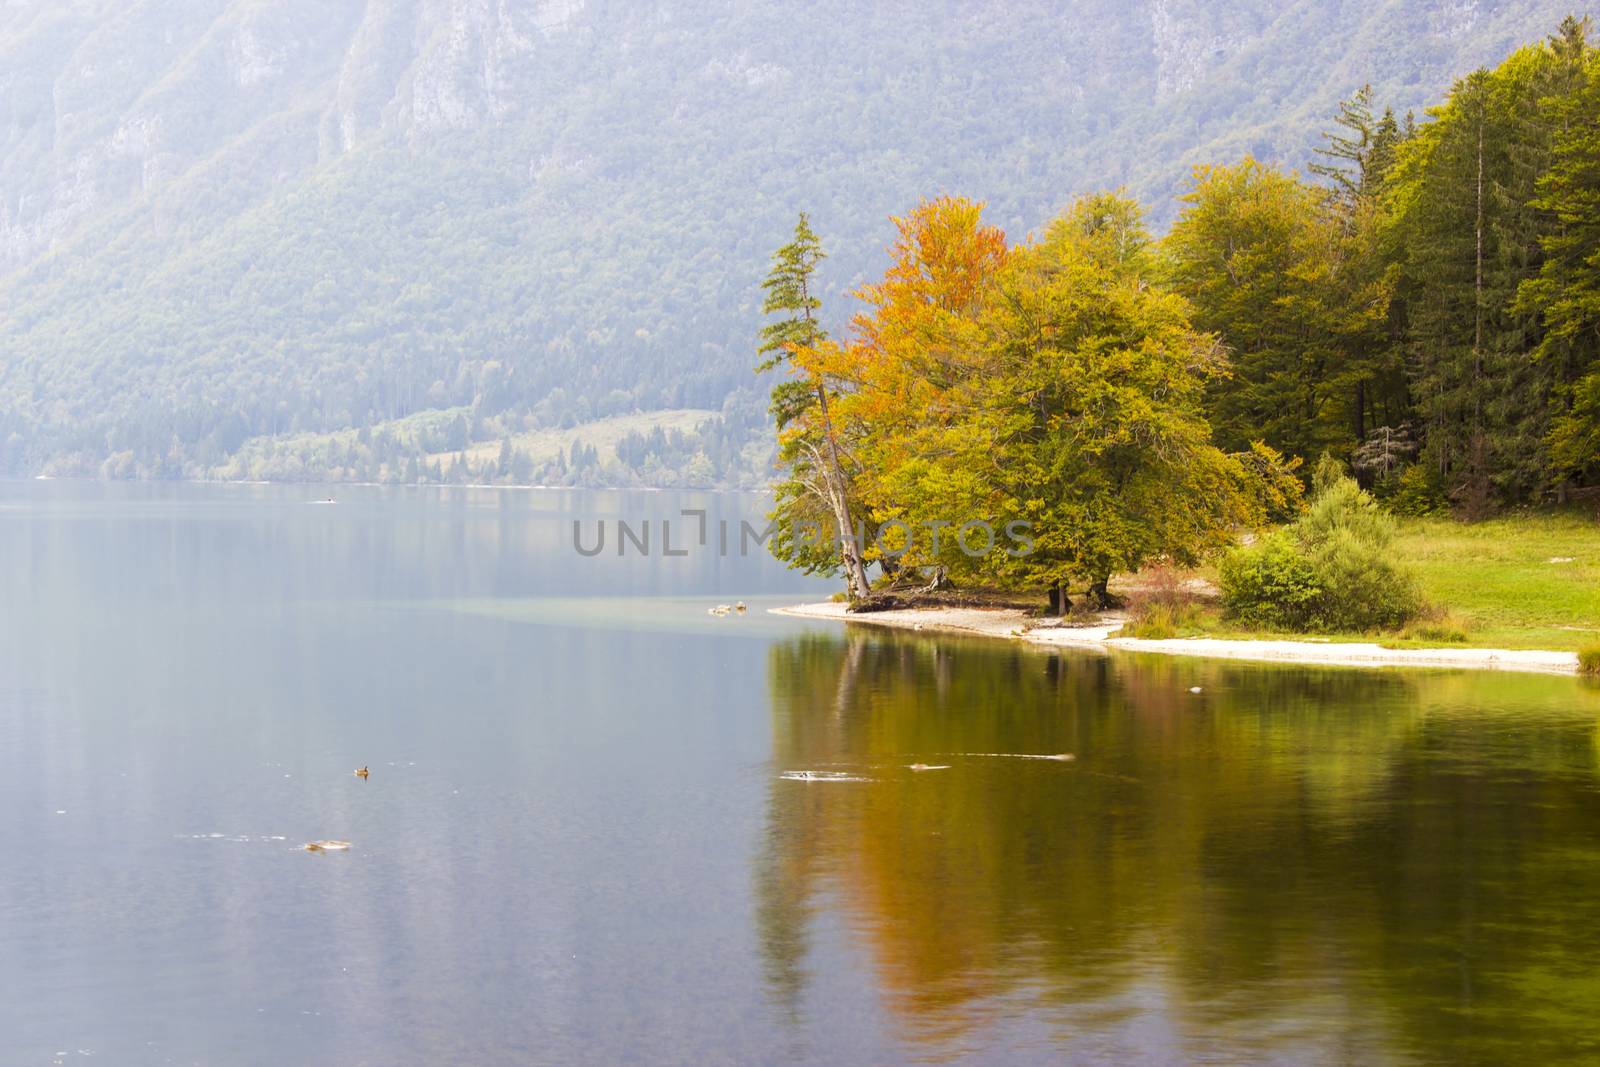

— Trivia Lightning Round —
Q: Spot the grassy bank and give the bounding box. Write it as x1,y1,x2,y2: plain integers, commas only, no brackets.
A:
1391,514,1600,650
1121,512,1600,652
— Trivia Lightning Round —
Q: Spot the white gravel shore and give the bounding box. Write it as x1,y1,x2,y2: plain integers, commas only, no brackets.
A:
773,601,1582,675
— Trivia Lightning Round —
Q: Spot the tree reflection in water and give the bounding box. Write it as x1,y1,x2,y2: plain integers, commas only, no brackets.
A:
757,631,1600,1062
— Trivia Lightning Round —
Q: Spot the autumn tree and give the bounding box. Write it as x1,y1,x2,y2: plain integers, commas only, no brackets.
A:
975,194,1263,608
818,193,1263,610
815,196,1009,590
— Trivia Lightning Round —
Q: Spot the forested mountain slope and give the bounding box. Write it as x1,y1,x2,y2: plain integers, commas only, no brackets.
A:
0,0,1582,481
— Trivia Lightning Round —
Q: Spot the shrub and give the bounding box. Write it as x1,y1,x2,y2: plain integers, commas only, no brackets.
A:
1119,600,1207,639
1303,526,1424,631
1219,531,1324,630
1581,644,1600,676
1128,563,1193,611
1220,468,1425,632
1400,612,1472,644
1120,563,1209,637
1388,463,1446,517
1066,598,1101,623
1310,452,1349,495
1299,461,1397,547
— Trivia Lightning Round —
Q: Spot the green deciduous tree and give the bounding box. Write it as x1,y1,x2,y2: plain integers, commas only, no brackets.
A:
978,194,1264,607
1164,159,1387,463
808,193,1266,610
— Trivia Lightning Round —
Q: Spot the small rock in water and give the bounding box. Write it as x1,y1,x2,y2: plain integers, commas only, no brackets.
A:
779,770,872,782
303,840,352,852
735,601,747,613
354,766,369,779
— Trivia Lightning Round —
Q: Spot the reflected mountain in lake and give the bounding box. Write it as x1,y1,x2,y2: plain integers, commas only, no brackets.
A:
758,632,1600,1063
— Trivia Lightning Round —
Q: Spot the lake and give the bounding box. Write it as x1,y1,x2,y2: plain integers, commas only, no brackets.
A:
2,482,1599,1065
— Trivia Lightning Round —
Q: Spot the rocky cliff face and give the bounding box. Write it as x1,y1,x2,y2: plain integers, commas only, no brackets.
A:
1,0,1551,268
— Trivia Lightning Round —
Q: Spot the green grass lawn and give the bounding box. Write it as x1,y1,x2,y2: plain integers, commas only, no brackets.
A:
1113,508,1600,652
1120,511,1600,652
1388,513,1600,651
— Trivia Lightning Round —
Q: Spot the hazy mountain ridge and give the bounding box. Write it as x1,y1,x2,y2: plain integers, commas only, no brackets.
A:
0,0,1582,479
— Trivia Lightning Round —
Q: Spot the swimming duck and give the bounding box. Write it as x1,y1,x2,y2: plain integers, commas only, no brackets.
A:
355,766,369,779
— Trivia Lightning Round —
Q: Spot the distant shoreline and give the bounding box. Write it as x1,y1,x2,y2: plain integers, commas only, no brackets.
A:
21,474,774,495
774,602,1582,676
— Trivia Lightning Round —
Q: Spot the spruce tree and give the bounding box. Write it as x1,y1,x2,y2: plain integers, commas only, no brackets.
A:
1310,85,1377,207
1365,108,1403,191
1311,88,1410,453
1392,26,1593,508
1521,17,1600,492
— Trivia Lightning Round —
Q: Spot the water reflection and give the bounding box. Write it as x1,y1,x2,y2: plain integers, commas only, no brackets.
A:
760,632,1600,1062
6,482,1599,1063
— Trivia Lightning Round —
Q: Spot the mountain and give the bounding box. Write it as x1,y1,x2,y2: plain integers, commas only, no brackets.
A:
0,0,1585,482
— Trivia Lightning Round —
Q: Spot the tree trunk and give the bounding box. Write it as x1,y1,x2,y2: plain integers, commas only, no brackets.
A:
1089,578,1124,610
824,481,870,603
813,383,870,603
1047,581,1071,616
1468,112,1488,509
799,269,871,604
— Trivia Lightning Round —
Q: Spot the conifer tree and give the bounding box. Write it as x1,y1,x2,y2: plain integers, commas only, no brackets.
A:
758,215,871,601
1520,17,1600,491
1366,107,1404,191
1390,26,1592,508
1301,88,1412,453
1310,85,1378,207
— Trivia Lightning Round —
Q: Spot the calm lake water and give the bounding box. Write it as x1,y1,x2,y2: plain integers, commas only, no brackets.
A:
3,482,1599,1065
